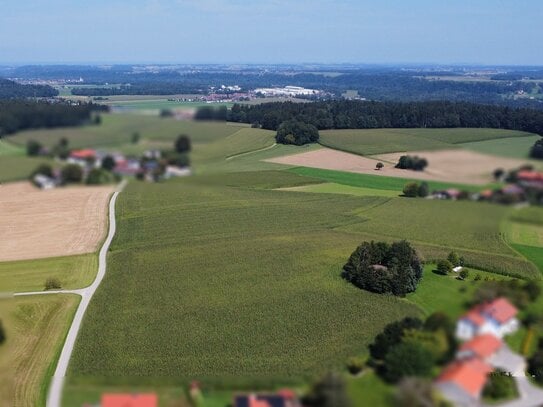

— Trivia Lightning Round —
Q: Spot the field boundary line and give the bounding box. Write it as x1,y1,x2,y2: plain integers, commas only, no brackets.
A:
226,142,277,160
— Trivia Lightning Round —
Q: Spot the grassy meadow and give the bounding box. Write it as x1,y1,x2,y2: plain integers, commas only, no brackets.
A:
461,135,541,159
0,295,79,407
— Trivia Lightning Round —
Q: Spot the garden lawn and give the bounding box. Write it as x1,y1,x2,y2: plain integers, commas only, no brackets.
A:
69,172,421,385
0,254,97,293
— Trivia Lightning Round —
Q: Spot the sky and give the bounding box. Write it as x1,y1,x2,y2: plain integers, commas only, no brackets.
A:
0,0,542,65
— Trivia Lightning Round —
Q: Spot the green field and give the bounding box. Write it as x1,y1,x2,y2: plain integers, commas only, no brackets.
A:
0,294,79,407
319,128,536,156
461,135,541,159
0,155,57,183
109,100,234,111
68,172,421,384
0,254,97,293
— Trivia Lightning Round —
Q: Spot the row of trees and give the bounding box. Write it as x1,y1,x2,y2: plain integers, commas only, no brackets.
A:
342,240,423,296
395,155,428,171
227,100,543,135
0,100,105,136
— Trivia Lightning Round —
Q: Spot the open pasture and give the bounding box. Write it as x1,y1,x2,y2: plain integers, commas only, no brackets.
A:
318,128,534,156
461,135,541,159
69,172,421,383
0,182,113,261
0,294,79,407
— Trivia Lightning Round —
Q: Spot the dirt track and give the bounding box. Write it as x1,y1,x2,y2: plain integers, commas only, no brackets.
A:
0,182,114,262
266,147,528,185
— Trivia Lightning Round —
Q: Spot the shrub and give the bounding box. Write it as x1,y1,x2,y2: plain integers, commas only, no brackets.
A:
31,163,54,178
26,139,42,156
383,342,433,383
101,155,116,171
483,369,518,401
417,182,429,198
403,182,419,197
175,134,192,153
131,132,140,144
61,164,83,184
376,162,384,170
0,319,5,345
160,109,173,117
436,259,453,275
276,120,319,145
45,277,62,290
459,269,469,280
303,372,352,407
395,378,442,407
342,240,423,296
346,356,365,375
86,168,116,185
396,155,428,171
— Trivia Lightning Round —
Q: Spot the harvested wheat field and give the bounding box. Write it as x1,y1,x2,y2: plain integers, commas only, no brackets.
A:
267,147,529,185
0,182,114,262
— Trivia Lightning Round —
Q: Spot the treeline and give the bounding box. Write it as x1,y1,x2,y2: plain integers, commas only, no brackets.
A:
228,100,543,136
0,79,58,99
0,100,107,136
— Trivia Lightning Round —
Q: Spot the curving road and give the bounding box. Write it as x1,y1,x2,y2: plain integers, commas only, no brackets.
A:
14,180,126,407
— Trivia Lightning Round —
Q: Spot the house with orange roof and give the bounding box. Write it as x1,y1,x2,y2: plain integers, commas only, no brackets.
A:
456,297,518,340
457,333,502,360
101,393,157,407
435,357,493,404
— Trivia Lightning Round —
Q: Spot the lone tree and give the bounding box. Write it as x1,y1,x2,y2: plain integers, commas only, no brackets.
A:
447,251,460,266
131,132,140,144
436,259,453,275
45,277,61,290
26,139,42,156
101,155,116,171
276,120,319,145
342,240,423,296
175,134,192,153
61,164,83,184
376,162,384,170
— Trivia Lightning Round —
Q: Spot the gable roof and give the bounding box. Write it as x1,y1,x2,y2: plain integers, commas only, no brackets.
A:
101,393,157,407
459,334,502,359
70,149,96,159
437,358,493,398
461,309,486,327
481,297,518,324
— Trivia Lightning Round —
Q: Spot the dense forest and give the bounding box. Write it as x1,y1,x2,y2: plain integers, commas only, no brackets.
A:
0,79,58,99
0,100,106,136
228,100,543,136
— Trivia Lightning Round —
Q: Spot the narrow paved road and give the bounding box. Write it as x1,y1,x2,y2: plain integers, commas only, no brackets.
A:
14,180,126,407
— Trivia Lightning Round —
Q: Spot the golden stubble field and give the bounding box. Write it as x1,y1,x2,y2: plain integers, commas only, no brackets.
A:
0,182,114,262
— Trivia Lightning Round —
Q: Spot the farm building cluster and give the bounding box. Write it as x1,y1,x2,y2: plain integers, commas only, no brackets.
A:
434,297,543,405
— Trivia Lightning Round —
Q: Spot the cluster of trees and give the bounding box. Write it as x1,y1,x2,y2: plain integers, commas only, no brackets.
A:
342,240,423,296
161,134,191,168
0,100,105,136
402,182,429,198
227,100,543,135
369,313,457,383
276,120,319,145
0,78,58,99
194,106,228,121
436,252,469,279
472,278,540,310
395,155,428,171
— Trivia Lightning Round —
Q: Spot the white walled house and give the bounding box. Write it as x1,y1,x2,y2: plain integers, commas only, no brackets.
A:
456,298,519,341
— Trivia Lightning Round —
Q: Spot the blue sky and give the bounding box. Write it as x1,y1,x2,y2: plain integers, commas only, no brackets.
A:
0,0,541,65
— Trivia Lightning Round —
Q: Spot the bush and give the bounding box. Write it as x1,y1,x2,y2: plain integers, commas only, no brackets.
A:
403,182,419,197
417,182,429,198
395,378,443,407
0,319,5,345
175,134,192,153
86,168,116,185
160,109,173,117
31,163,54,178
396,155,428,171
436,259,453,275
383,342,434,383
483,369,518,401
131,132,140,144
61,164,83,184
26,139,42,156
276,120,319,145
376,162,384,170
45,277,62,290
342,240,423,296
346,357,365,375
303,372,352,407
459,269,469,280
101,155,116,171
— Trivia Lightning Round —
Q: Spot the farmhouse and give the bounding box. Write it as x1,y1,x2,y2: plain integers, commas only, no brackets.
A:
101,393,157,407
68,148,97,166
436,357,493,404
455,297,518,341
457,333,502,360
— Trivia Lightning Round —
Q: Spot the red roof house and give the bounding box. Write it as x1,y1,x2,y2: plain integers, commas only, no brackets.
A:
481,298,518,324
456,297,519,340
436,358,493,399
101,393,157,407
69,149,96,159
458,334,502,359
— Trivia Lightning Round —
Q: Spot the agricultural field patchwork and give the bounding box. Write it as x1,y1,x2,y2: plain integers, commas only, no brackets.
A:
461,135,541,159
